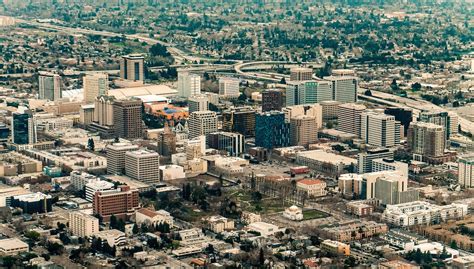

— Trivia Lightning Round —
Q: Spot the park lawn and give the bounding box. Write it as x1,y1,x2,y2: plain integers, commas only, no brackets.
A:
302,209,330,220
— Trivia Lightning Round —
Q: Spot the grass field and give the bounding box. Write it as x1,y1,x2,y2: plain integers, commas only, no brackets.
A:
302,209,330,220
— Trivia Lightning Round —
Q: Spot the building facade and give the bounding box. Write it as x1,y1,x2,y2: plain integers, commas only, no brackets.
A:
113,99,143,139
458,155,474,188
106,143,139,175
69,211,99,237
255,111,290,149
120,54,144,82
39,72,61,101
125,149,160,184
262,89,283,112
222,106,256,137
337,103,366,138
93,186,140,221
361,111,400,147
177,71,201,98
188,111,218,139
218,77,240,98
83,73,109,104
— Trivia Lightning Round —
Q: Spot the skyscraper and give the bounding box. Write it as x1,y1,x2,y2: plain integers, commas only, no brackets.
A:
282,104,323,128
83,73,109,103
188,111,218,139
120,54,144,82
337,103,366,138
38,72,61,101
188,95,209,113
286,80,332,106
361,111,400,147
418,111,451,139
385,107,413,137
218,77,240,98
113,99,143,139
262,89,283,112
11,109,37,145
357,148,394,174
255,111,290,149
290,67,313,81
177,70,201,98
458,155,474,188
324,76,358,103
407,122,445,160
93,95,115,127
222,106,256,137
207,132,245,157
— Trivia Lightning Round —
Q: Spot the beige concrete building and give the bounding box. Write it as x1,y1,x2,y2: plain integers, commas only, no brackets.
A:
68,211,99,238
0,238,29,255
93,95,115,126
458,155,474,188
135,208,173,227
120,54,144,82
188,111,217,139
206,215,235,233
83,73,109,103
106,143,139,175
290,115,318,147
125,149,160,184
297,179,327,197
337,103,366,138
290,67,313,81
321,240,350,256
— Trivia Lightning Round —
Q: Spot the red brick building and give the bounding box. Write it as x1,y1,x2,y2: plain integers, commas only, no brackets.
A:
93,186,139,222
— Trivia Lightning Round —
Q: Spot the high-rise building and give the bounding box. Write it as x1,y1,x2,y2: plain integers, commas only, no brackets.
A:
286,80,332,106
262,89,283,112
80,104,95,125
321,100,341,121
222,107,256,137
218,77,240,98
255,111,290,149
113,99,143,139
385,107,413,137
11,109,37,145
324,76,358,103
207,132,245,157
125,149,160,184
157,123,177,156
70,171,98,191
83,73,109,103
93,186,139,221
458,155,474,188
407,122,445,159
361,111,400,147
290,115,318,147
85,179,115,202
188,111,218,139
282,104,323,127
106,143,140,175
418,111,451,139
177,70,201,98
290,67,313,81
93,95,115,127
69,211,99,238
337,103,366,137
119,54,144,82
357,148,394,174
38,72,61,101
188,95,209,114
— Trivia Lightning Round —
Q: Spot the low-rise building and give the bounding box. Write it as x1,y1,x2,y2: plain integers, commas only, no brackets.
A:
178,228,207,247
378,260,420,269
283,205,304,221
296,179,327,197
135,208,173,227
452,255,474,269
241,212,262,225
159,165,185,181
320,240,350,256
247,222,283,237
295,150,356,177
10,192,53,214
206,215,235,233
346,201,374,217
95,229,126,247
322,220,388,242
0,238,29,255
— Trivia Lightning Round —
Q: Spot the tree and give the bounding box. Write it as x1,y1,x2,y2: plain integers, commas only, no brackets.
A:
149,43,171,57
280,77,286,84
252,191,263,203
390,79,399,92
450,240,458,249
110,215,118,230
87,138,95,151
364,89,372,96
24,230,40,241
132,224,139,234
259,248,265,266
411,82,422,92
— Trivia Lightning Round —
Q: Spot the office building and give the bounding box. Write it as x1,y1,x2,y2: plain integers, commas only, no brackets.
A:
382,201,467,227
255,111,290,149
188,111,218,139
188,95,209,113
324,76,358,103
106,143,139,175
80,104,95,125
297,179,327,197
113,99,143,139
177,70,201,98
337,103,366,138
207,132,245,157
125,149,160,184
331,69,355,76
222,106,256,137
262,89,283,112
361,111,400,147
296,150,356,177
458,155,474,188
0,238,29,255
93,186,140,221
11,109,37,145
321,240,350,256
85,179,115,202
69,211,99,237
218,77,240,98
120,54,144,82
407,122,445,159
83,73,109,103
10,192,53,214
290,67,313,81
93,95,115,127
385,107,413,137
286,80,332,106
372,158,409,179
283,104,323,127
157,123,177,156
290,115,318,147
70,171,98,191
321,100,341,121
95,229,126,247
38,72,61,101
357,148,394,174
418,111,451,139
